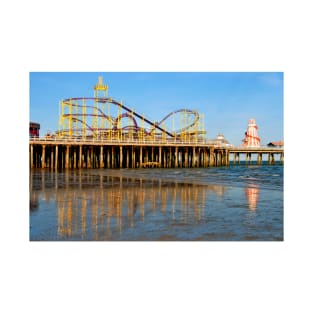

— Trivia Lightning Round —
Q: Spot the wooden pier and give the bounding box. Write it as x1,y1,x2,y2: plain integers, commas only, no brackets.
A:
29,138,284,169
229,147,284,165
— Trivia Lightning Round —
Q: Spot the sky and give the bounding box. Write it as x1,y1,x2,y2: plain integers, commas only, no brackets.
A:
29,72,283,146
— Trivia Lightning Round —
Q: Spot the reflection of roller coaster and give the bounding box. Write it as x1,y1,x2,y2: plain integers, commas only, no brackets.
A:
56,77,206,142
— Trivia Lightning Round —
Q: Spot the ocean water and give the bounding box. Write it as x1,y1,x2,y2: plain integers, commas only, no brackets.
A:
29,164,283,241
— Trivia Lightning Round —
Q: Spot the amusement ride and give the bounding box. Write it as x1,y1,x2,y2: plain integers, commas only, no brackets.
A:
56,76,206,143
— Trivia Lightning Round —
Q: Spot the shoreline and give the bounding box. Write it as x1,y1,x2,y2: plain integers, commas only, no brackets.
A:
30,165,283,191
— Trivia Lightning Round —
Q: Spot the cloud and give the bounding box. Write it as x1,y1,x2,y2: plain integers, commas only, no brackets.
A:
258,72,283,87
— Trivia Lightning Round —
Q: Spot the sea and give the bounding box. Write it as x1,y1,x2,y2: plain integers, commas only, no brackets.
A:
29,162,283,241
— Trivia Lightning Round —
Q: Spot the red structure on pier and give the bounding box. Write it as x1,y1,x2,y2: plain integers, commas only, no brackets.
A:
242,118,260,147
29,122,40,138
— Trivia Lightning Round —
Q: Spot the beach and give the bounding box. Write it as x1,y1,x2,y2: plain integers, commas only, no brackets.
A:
30,164,283,241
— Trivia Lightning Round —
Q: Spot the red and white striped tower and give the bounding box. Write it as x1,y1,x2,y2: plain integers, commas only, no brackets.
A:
242,118,260,147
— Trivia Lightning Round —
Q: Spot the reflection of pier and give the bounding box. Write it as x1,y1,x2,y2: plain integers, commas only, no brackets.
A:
30,170,228,240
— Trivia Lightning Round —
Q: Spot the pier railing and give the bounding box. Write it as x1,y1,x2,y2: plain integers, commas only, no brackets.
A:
229,146,284,152
29,137,283,151
29,136,213,146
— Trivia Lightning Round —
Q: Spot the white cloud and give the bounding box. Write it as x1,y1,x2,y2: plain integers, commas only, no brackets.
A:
258,72,283,88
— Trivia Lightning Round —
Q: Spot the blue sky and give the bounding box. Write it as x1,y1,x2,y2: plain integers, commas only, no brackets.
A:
29,72,283,146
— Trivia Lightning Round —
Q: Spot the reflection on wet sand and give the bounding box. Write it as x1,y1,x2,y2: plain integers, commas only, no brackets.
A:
30,170,228,240
29,193,38,211
245,185,259,211
59,181,225,240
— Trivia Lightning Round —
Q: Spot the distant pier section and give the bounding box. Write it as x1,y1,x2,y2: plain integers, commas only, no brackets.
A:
229,146,284,165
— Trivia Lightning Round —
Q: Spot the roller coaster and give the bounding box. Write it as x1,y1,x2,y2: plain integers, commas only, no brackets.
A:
56,76,206,142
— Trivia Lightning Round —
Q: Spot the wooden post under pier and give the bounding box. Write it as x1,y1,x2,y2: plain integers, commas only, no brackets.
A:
30,144,33,169
100,146,104,168
41,145,45,169
209,149,215,167
51,148,54,169
77,145,81,168
257,153,262,165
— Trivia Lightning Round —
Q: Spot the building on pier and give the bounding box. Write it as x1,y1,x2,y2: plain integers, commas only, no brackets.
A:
267,141,284,147
208,133,233,147
29,122,40,138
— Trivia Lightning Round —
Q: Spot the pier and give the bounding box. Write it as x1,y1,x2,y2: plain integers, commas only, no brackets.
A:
229,147,284,165
29,138,229,169
29,76,283,170
29,138,283,170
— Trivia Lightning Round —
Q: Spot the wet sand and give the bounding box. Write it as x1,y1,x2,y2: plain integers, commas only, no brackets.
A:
30,168,283,241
